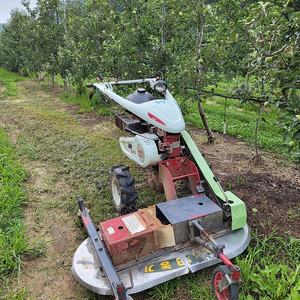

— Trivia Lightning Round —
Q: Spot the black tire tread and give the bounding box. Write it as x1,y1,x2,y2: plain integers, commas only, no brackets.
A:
109,165,138,215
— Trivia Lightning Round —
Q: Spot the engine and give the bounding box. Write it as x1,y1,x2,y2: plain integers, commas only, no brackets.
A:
115,113,182,168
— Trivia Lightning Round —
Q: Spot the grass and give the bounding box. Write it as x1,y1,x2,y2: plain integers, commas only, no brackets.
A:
0,68,28,99
236,231,300,300
8,87,163,223
0,128,31,296
61,89,117,116
178,87,285,155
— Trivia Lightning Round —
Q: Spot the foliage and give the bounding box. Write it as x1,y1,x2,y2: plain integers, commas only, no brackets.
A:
277,90,300,162
0,10,32,74
216,0,300,159
0,0,299,159
236,231,300,300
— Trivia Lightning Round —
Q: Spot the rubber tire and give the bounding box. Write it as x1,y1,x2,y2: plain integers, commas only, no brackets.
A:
109,165,138,215
212,266,239,300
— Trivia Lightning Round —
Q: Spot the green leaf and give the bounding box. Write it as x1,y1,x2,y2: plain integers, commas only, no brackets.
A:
277,117,288,122
292,130,300,140
284,132,290,141
291,289,300,300
248,273,271,292
288,12,294,21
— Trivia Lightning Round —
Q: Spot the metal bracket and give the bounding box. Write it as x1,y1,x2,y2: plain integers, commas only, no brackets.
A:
218,274,243,293
159,142,170,151
196,184,205,194
126,269,134,291
188,220,196,242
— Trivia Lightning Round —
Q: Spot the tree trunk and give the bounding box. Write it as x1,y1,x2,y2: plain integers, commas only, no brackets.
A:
62,75,68,91
63,79,68,91
198,100,215,143
253,104,263,164
196,10,215,143
68,75,71,92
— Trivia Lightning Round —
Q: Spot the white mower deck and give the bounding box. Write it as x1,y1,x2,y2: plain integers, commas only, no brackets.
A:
72,224,250,295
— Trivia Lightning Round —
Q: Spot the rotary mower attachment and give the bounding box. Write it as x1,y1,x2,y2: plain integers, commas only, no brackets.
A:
74,195,247,300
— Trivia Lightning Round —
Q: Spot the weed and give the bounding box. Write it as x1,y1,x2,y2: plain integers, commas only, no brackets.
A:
0,68,27,100
236,230,300,299
227,182,232,190
16,137,39,160
148,277,181,300
287,207,300,219
2,287,30,300
237,175,247,184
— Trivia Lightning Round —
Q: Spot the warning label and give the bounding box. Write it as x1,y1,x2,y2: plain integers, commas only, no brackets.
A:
107,227,115,235
122,213,147,235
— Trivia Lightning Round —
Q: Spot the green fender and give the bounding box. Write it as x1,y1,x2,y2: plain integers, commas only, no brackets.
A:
181,130,247,231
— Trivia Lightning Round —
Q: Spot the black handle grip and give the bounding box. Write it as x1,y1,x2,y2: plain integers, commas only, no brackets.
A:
77,195,84,211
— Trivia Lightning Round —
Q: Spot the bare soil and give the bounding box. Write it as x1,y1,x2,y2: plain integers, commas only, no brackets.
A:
0,81,299,300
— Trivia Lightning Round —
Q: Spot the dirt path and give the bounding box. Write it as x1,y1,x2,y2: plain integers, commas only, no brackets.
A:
0,80,299,300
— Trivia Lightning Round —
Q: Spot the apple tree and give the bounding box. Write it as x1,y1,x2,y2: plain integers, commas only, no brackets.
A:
0,8,33,74
216,0,300,161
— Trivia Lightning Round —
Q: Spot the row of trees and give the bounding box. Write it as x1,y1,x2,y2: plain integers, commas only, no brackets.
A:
0,0,299,156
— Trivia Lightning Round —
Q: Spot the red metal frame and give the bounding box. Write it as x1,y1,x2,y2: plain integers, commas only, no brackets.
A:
219,253,241,280
158,156,201,201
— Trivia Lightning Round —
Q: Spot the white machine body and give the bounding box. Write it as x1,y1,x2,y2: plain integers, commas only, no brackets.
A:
92,78,185,134
119,134,162,167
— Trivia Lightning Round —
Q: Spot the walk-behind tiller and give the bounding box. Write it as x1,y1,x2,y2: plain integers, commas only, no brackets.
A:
72,76,251,300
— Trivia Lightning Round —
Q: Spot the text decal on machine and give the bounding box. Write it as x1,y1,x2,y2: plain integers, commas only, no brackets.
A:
121,213,147,235
140,257,185,273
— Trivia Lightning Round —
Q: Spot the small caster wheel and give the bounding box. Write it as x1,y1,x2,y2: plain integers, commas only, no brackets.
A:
212,266,239,300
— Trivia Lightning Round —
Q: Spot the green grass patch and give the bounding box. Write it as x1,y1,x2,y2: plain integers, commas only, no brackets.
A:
0,128,45,298
61,89,116,116
0,68,26,83
0,128,28,290
179,92,285,155
0,68,27,99
236,231,300,299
